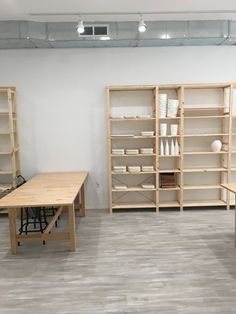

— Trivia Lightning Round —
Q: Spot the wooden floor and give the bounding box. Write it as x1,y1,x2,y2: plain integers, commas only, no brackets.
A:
0,209,236,313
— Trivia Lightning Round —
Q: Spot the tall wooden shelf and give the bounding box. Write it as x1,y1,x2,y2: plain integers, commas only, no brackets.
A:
107,83,236,213
0,87,20,200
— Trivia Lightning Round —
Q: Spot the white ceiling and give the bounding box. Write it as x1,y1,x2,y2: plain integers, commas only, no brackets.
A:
1,0,236,21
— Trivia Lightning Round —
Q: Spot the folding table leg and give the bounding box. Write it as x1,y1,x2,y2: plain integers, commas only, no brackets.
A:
8,208,17,254
79,184,85,217
68,204,76,252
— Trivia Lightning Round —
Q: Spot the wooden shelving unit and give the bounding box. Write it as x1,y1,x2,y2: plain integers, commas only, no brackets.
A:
107,83,236,212
0,87,20,210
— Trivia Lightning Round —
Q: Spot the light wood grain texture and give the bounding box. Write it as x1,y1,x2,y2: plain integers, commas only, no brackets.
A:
0,87,20,200
0,172,88,253
221,184,236,247
107,83,236,211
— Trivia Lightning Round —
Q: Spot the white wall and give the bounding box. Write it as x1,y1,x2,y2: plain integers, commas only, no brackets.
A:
0,46,236,209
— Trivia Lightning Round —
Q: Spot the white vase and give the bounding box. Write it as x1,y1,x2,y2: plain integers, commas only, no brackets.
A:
170,124,178,136
175,139,179,155
160,123,167,136
165,140,169,156
211,140,222,152
167,99,179,118
159,94,167,118
171,139,175,155
160,139,164,156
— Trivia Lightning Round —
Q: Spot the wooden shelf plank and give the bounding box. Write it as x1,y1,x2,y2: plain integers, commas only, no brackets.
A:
159,117,181,120
111,154,156,157
159,201,180,208
112,187,156,192
0,171,13,175
183,200,226,207
184,106,225,111
184,133,229,137
111,135,156,139
184,115,229,119
159,169,181,173
108,85,155,91
183,185,221,190
183,167,227,172
158,155,180,158
112,202,156,209
112,171,156,175
184,151,228,155
159,186,181,191
159,135,180,138
110,118,155,121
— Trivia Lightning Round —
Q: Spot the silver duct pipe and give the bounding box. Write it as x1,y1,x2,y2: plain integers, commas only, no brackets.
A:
0,20,235,49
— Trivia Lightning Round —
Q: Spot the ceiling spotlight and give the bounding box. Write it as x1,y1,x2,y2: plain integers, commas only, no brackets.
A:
77,19,84,34
138,16,147,33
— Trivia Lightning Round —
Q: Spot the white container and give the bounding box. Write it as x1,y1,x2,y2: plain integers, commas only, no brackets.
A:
126,149,139,155
124,115,136,119
113,185,128,190
141,131,154,137
137,114,151,119
159,94,167,118
113,166,127,173
165,140,169,156
171,139,175,155
170,124,178,136
141,166,154,172
160,123,167,136
111,115,124,119
140,148,154,155
112,149,125,155
175,139,179,155
128,166,141,173
142,184,155,189
167,99,179,118
210,140,222,152
160,139,164,156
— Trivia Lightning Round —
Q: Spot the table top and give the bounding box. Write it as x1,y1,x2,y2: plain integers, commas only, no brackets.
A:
0,172,88,208
221,183,236,194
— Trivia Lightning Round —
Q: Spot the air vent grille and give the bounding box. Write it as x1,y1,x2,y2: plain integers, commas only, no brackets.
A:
79,25,108,37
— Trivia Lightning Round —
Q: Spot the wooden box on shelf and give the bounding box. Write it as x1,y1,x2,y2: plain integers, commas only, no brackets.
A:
160,173,177,188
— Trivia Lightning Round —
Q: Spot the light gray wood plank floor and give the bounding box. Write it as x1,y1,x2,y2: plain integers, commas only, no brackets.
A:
0,209,236,314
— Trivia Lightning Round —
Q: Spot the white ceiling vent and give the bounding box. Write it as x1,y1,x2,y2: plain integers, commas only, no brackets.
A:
79,25,108,37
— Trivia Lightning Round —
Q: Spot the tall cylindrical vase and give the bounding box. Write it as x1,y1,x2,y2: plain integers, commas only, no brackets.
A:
160,139,164,156
165,140,169,156
175,139,179,155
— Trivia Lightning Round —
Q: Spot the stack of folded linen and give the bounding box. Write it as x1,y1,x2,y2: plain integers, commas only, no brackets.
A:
113,166,127,173
128,166,141,173
141,165,154,172
112,149,125,155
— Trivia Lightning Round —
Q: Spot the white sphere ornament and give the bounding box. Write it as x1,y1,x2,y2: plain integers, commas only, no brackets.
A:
210,140,222,152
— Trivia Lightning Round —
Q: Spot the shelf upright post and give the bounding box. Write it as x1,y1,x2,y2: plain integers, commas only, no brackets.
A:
155,86,159,212
106,87,113,213
226,84,233,209
7,88,17,188
178,86,184,211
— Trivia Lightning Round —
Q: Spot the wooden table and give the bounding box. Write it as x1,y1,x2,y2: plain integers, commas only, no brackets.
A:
221,183,236,247
0,171,88,254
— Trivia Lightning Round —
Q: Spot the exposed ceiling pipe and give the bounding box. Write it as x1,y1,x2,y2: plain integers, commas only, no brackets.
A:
0,19,235,49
